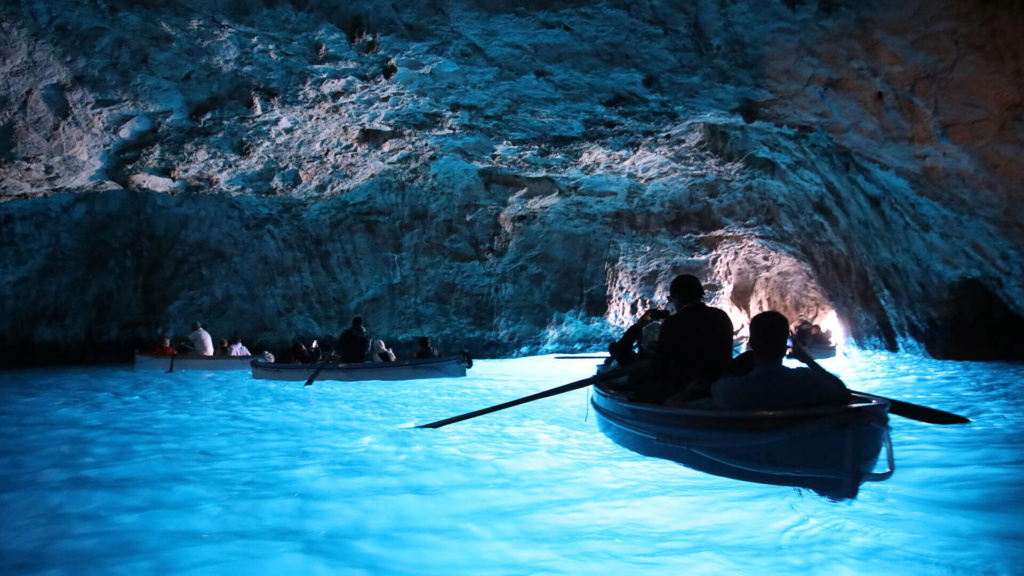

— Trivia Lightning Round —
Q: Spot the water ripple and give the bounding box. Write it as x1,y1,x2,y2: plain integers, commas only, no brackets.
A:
1,354,1022,575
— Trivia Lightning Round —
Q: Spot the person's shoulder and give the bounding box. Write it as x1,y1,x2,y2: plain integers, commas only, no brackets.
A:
711,372,756,408
781,365,832,387
705,304,731,322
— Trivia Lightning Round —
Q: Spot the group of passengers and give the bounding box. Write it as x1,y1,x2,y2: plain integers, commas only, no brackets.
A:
320,316,441,364
792,316,834,348
151,318,442,365
150,322,253,358
606,274,850,412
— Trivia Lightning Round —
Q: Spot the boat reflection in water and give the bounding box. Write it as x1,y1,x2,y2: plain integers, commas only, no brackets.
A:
591,384,894,500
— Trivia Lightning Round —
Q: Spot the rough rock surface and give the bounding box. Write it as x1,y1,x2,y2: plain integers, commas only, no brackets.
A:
1,0,1022,365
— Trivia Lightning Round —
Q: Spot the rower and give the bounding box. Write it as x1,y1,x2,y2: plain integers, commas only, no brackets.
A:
186,322,214,357
618,274,733,404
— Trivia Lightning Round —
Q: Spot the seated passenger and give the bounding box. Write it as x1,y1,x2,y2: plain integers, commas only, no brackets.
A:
370,340,396,362
291,340,316,364
339,317,371,363
808,325,833,347
216,338,231,356
648,274,734,403
228,337,251,357
712,311,850,411
306,339,323,363
150,337,175,356
186,322,214,357
607,309,670,367
793,315,814,347
414,336,440,359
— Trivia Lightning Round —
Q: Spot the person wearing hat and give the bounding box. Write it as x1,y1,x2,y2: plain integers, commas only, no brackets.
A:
187,322,214,357
643,274,733,403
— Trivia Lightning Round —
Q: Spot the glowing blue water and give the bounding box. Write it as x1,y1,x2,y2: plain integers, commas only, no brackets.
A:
1,352,1022,575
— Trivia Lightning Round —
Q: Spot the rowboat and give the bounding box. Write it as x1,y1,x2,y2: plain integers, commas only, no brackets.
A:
250,353,472,382
134,352,259,371
591,384,894,500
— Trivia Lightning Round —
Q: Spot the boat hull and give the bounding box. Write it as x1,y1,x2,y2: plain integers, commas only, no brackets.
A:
250,354,470,382
591,387,893,499
134,353,258,371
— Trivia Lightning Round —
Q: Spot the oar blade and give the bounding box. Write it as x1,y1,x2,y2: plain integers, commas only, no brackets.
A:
886,398,971,425
856,391,971,425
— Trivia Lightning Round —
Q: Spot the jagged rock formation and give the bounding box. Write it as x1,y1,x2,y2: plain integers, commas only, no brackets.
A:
1,0,1022,365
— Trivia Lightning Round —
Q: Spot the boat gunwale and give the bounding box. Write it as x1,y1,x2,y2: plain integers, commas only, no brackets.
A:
591,386,890,432
135,352,259,362
249,354,470,372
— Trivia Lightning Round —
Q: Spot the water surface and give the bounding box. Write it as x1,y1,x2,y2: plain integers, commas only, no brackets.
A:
1,352,1022,575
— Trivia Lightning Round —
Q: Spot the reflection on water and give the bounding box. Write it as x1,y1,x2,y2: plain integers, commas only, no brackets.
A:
1,351,1022,575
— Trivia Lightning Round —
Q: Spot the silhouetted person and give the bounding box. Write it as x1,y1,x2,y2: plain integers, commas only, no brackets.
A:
307,339,323,362
339,317,371,363
216,338,230,356
414,336,440,359
808,325,833,347
370,339,396,362
793,315,814,347
291,340,315,364
608,309,670,367
712,311,850,410
645,274,734,403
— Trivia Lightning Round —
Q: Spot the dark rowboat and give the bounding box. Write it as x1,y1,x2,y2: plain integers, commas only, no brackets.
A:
591,384,893,500
250,354,472,382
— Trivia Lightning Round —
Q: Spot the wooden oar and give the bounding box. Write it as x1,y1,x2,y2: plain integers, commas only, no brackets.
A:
304,336,342,387
788,338,970,425
417,361,647,429
853,391,970,425
167,353,176,373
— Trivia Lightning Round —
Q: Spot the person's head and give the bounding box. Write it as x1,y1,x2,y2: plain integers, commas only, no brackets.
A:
748,311,791,362
418,336,431,348
192,322,202,331
352,316,364,328
810,325,821,335
372,339,387,352
162,337,171,347
668,274,704,307
232,336,242,344
218,338,229,348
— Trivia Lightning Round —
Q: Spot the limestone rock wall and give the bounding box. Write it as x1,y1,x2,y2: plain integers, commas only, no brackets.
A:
1,0,1022,365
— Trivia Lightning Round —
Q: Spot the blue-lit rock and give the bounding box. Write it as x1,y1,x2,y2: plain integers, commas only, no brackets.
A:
0,0,1022,364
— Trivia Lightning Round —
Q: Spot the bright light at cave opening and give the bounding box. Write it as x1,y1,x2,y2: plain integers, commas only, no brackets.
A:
820,310,846,346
